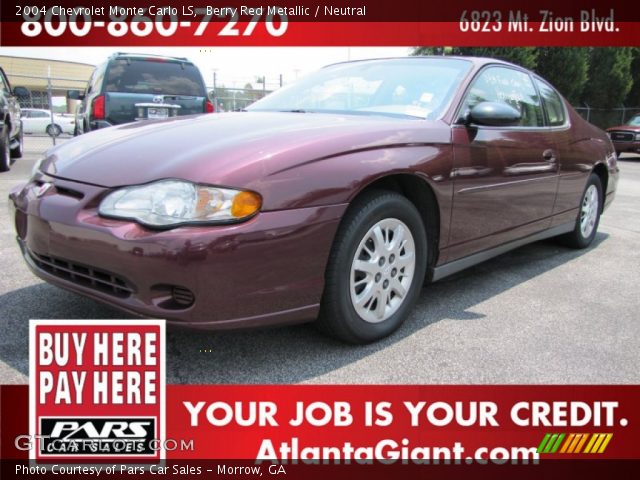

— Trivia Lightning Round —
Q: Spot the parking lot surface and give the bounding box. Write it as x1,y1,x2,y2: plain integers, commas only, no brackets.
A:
1,136,638,384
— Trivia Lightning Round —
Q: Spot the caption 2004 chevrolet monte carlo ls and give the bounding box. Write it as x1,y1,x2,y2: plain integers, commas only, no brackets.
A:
9,57,618,344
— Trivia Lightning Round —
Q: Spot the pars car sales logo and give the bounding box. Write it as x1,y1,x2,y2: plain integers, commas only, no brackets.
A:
29,320,165,462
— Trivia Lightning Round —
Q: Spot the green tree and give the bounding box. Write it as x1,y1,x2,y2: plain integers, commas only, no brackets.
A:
535,48,589,104
625,48,640,107
583,48,634,108
412,47,449,56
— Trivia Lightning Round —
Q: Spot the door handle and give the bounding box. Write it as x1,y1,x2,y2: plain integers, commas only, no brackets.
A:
542,149,556,162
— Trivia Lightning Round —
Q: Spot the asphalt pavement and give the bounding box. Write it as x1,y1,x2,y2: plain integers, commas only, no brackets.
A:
1,135,638,384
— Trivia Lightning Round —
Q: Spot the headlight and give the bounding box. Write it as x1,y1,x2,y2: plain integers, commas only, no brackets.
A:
635,133,640,141
98,179,262,228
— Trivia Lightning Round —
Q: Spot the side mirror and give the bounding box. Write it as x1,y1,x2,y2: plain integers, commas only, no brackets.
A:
67,89,85,100
468,101,521,127
13,86,30,98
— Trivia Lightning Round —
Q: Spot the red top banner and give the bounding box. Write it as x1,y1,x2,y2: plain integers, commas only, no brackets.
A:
1,1,639,46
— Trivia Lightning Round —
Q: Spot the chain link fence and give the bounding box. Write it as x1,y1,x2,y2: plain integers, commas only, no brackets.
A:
207,73,284,112
574,106,640,129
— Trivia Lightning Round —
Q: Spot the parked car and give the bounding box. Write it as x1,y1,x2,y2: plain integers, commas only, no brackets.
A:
21,108,75,136
0,66,28,171
10,57,618,343
607,114,640,156
69,52,214,134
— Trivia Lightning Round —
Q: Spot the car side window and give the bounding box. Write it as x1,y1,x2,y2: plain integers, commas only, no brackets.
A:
535,78,566,127
86,64,105,94
461,66,544,127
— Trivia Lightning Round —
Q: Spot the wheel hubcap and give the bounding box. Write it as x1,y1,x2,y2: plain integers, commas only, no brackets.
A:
350,218,416,324
580,184,599,238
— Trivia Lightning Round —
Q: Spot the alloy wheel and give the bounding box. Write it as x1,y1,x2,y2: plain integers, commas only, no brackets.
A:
349,218,416,323
580,184,599,238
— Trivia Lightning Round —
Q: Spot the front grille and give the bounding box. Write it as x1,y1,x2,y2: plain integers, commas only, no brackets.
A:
55,186,85,199
171,286,195,307
609,131,635,142
27,249,134,298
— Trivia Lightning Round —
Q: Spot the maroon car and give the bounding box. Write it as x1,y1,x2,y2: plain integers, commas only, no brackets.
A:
607,114,640,156
9,57,618,343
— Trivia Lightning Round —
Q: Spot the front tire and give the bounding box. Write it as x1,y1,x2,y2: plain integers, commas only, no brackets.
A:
560,173,603,249
0,125,10,172
317,191,427,344
10,124,23,160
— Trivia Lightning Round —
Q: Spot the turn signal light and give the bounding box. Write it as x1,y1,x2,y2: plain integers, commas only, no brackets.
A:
231,191,262,218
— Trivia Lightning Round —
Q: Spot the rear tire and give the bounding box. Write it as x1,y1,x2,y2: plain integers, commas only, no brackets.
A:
559,173,603,249
46,124,62,137
317,191,427,344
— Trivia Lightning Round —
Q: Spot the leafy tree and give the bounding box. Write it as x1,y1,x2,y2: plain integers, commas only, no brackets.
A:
583,48,634,108
412,47,449,56
626,48,640,107
535,48,589,104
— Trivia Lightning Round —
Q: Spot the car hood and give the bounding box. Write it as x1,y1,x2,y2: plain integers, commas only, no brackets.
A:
607,124,640,132
40,112,450,188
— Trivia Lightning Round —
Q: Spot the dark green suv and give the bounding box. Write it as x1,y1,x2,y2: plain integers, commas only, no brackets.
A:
70,53,214,135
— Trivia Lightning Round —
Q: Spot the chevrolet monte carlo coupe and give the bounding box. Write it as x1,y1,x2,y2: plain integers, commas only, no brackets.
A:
10,57,618,343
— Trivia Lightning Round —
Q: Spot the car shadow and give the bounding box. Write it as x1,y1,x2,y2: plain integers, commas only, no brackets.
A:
0,233,608,384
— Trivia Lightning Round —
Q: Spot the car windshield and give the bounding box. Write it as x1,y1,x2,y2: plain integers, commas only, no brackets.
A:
628,115,640,126
105,59,205,96
248,58,472,120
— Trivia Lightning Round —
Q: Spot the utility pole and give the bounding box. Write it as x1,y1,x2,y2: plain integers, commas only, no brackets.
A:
48,66,55,146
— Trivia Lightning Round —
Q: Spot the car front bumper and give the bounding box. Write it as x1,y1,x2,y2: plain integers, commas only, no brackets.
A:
9,177,346,329
611,139,640,154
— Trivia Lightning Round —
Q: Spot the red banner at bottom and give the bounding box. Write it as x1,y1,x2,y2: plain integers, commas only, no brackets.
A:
2,385,639,477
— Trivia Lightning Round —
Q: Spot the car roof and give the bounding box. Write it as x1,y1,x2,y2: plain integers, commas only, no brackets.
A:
323,56,521,70
109,52,192,64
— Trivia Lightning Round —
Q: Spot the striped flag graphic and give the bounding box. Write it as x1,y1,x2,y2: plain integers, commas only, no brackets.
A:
537,433,613,454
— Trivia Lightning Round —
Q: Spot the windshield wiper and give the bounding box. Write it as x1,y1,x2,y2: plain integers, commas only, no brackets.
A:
279,109,308,113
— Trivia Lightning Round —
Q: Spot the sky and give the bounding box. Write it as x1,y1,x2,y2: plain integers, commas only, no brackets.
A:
0,46,412,88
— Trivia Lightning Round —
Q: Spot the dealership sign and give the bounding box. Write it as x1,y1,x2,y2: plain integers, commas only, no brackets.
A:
29,320,165,462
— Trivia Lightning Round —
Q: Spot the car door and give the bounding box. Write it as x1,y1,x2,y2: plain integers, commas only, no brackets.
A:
532,77,588,227
29,110,51,134
448,66,559,261
21,110,36,134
